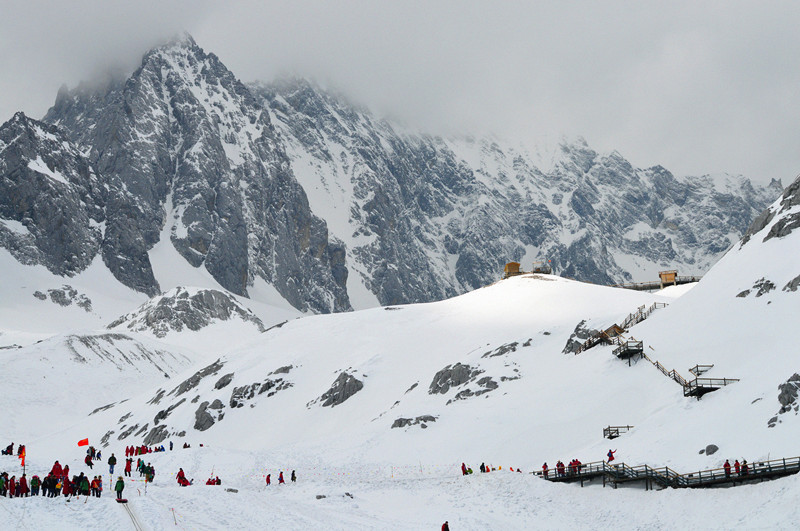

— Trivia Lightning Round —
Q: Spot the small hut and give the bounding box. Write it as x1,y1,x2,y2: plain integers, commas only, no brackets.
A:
659,270,678,288
503,262,522,279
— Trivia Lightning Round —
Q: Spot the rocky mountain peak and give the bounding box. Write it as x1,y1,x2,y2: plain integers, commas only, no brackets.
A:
0,35,784,314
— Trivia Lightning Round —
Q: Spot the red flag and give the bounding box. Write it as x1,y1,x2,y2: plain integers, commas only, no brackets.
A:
78,438,89,447
19,447,25,467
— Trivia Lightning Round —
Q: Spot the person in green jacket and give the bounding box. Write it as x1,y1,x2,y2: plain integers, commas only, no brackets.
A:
115,477,125,500
80,475,90,496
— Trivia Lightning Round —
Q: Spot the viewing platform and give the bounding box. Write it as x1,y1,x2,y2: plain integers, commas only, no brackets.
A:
603,425,633,439
610,269,701,292
683,377,740,398
612,341,643,364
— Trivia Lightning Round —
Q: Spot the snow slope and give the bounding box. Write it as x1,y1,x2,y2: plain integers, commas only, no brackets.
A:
2,178,800,530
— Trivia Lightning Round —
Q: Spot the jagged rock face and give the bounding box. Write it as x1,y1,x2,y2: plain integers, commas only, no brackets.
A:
318,372,364,407
256,79,782,303
429,363,482,395
768,373,800,428
43,35,349,311
107,288,265,337
0,113,104,277
391,415,437,429
0,34,782,312
742,174,800,246
562,320,598,354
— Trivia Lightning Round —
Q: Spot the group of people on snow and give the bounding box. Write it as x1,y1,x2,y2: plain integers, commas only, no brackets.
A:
2,442,24,456
124,442,171,456
0,461,107,499
265,470,296,485
472,463,522,474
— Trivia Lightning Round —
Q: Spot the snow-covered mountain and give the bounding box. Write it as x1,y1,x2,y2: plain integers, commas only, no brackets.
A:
1,176,799,530
40,34,349,313
64,169,800,467
255,78,782,306
0,34,782,315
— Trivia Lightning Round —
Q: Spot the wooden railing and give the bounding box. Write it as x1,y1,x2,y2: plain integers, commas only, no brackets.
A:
642,352,688,387
576,302,667,354
603,425,633,439
538,456,800,489
683,377,739,397
611,276,702,292
612,341,643,358
689,364,714,376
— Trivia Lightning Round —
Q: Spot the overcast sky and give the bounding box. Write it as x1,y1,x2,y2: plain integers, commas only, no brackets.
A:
2,1,798,184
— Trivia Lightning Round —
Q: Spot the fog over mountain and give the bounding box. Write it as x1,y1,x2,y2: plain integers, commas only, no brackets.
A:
2,2,799,183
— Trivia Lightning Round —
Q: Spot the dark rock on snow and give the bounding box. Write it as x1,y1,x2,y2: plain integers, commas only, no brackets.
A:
319,372,364,407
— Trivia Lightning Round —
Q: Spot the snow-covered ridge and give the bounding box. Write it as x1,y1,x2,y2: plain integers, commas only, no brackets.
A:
108,287,266,338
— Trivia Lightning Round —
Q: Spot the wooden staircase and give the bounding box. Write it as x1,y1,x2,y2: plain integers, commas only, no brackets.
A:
576,302,667,354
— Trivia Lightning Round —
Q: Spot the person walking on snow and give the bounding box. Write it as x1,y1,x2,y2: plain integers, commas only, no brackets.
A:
108,453,117,475
442,521,450,531
266,474,271,486
115,477,125,500
124,458,132,477
84,454,93,469
607,449,617,462
279,471,285,484
461,463,468,476
291,470,296,482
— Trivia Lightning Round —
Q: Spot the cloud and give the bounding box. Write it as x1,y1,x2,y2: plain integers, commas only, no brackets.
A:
1,0,798,184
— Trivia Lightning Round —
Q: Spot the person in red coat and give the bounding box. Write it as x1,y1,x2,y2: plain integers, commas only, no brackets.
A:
723,459,731,478
8,476,15,498
84,454,94,468
50,461,63,479
124,458,133,477
734,460,740,475
62,465,69,479
607,449,617,462
266,474,271,486
18,474,29,497
279,471,285,484
542,462,549,478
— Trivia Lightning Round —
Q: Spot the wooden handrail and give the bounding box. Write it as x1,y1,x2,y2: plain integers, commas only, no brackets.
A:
538,456,800,488
576,302,667,354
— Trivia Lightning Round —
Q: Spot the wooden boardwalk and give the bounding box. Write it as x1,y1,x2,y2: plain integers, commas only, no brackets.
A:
537,457,800,490
610,275,702,292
